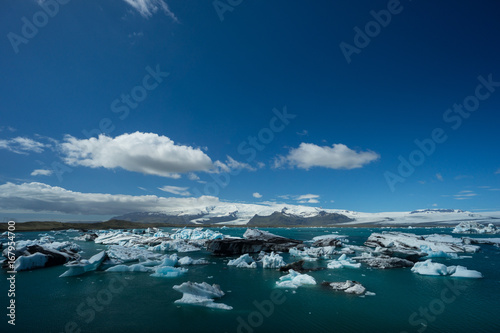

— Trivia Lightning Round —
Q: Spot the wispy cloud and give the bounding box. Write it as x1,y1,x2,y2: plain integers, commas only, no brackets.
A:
275,143,379,170
253,192,262,198
30,169,53,176
436,173,443,181
296,130,308,136
454,190,477,200
0,137,47,155
495,168,500,175
158,185,191,196
122,0,178,21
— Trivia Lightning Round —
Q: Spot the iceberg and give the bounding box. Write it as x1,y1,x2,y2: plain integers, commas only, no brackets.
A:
261,252,286,269
411,259,482,278
107,245,162,263
327,254,361,269
173,281,232,310
14,252,47,271
228,254,257,268
311,234,346,247
276,269,316,288
178,256,209,266
452,221,499,234
150,266,187,278
106,264,152,273
60,251,108,277
323,280,367,295
289,246,337,260
170,228,224,240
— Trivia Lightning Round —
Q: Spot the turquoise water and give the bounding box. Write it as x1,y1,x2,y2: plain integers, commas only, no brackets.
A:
2,227,499,333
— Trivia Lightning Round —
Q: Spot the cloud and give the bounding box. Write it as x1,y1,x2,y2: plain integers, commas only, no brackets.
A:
158,185,191,196
253,192,262,198
296,130,308,136
279,143,379,170
436,173,443,181
30,169,53,176
59,132,214,178
495,168,500,175
296,194,320,204
122,0,178,21
454,190,477,200
0,182,218,215
0,137,47,155
213,156,256,173
432,203,438,207
188,173,200,181
0,126,16,133
454,175,473,180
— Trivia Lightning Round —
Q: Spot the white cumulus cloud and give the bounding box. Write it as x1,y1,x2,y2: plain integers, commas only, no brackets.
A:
278,143,379,170
296,194,320,204
59,132,214,178
253,192,262,198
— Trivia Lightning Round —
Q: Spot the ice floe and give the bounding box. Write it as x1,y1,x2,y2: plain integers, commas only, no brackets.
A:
452,221,499,234
411,259,483,278
276,269,316,288
150,266,187,278
228,254,257,268
173,282,232,310
327,254,361,269
289,246,337,260
106,264,152,273
261,252,286,269
60,251,108,277
323,280,368,295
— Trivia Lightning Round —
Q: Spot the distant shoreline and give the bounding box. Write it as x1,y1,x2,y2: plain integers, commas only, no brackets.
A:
0,219,466,232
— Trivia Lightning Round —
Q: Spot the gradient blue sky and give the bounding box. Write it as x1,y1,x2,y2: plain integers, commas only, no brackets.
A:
1,0,500,221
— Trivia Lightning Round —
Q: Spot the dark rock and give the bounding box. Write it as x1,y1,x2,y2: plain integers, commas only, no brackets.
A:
279,260,325,273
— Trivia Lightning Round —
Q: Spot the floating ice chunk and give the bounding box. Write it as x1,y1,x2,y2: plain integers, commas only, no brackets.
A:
365,291,376,296
178,256,209,266
289,246,337,259
14,253,47,271
261,252,286,269
150,240,201,253
311,234,346,247
159,254,179,267
106,264,151,273
173,282,232,310
450,265,483,278
170,228,224,240
243,229,285,240
60,251,107,277
420,245,459,259
411,259,482,278
228,254,257,268
150,266,187,278
276,269,316,288
107,245,162,263
411,260,449,276
327,254,361,269
326,280,367,295
452,221,499,234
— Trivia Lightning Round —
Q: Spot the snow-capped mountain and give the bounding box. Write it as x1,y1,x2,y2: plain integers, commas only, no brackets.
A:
112,202,500,226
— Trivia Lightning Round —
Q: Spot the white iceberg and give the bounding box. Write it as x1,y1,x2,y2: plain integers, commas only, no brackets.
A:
170,228,224,240
289,246,337,260
60,251,107,277
327,280,367,295
107,245,162,263
261,252,286,269
228,254,257,268
276,269,316,288
327,254,361,269
14,253,48,271
411,259,482,278
178,256,209,266
173,281,232,310
452,221,499,234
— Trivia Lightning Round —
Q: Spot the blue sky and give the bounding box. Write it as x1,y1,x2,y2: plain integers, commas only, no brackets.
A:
1,0,500,221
